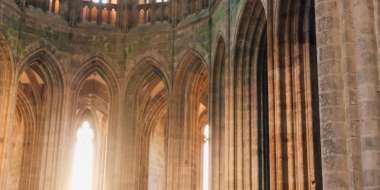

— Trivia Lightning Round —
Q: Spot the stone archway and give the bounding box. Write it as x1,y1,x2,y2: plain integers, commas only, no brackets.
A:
122,59,170,190
65,57,120,190
169,50,209,190
6,49,65,190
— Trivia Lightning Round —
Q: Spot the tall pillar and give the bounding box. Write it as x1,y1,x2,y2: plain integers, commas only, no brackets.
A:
316,0,380,189
0,36,16,190
351,0,380,189
315,0,351,189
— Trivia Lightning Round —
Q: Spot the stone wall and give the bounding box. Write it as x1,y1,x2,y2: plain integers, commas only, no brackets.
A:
0,0,379,190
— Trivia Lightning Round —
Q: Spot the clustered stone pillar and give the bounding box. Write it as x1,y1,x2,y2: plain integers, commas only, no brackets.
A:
0,35,15,190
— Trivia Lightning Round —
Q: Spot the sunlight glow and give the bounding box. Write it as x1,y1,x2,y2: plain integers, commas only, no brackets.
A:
70,121,95,190
203,125,210,190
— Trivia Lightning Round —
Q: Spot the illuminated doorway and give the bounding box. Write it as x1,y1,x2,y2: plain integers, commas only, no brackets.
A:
70,121,95,190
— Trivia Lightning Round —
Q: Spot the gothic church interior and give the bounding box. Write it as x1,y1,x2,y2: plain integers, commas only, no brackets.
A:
0,0,379,189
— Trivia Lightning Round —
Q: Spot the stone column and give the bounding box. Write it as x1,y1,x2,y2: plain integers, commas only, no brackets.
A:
0,37,16,190
38,86,65,190
315,0,351,189
103,90,122,190
351,0,380,189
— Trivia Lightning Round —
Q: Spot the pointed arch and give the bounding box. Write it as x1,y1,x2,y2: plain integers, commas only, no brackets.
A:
67,56,120,190
128,56,171,91
75,109,99,132
173,49,208,129
175,48,208,79
211,31,226,61
169,49,209,190
72,56,119,96
5,48,65,190
122,58,170,190
124,58,170,137
17,48,65,90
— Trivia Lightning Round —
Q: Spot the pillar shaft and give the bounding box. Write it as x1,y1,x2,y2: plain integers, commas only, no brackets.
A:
352,0,380,189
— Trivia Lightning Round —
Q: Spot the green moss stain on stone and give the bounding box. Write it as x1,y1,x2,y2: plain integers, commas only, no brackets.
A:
195,23,210,50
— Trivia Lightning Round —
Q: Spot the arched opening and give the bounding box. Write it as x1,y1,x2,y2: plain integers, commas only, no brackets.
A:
172,51,209,190
6,51,64,190
68,65,115,190
70,121,95,190
123,61,169,190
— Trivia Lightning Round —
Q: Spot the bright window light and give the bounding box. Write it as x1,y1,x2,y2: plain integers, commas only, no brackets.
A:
70,121,95,190
203,124,210,190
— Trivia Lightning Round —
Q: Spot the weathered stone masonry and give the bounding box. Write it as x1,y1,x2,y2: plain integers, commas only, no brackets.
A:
0,0,379,190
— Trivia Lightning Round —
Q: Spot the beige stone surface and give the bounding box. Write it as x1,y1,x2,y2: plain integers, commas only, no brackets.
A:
0,0,379,190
